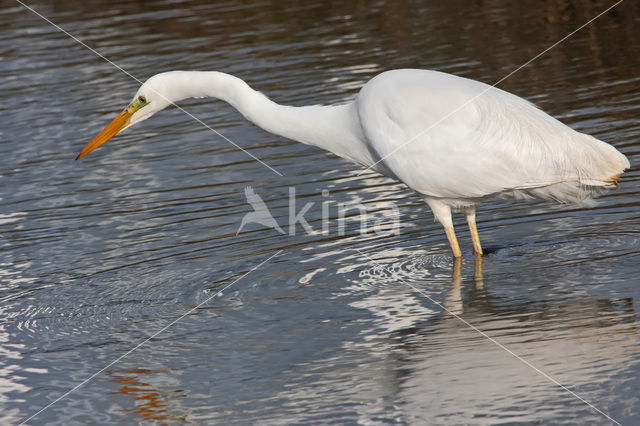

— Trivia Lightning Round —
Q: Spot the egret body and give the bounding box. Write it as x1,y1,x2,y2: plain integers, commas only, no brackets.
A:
77,69,630,257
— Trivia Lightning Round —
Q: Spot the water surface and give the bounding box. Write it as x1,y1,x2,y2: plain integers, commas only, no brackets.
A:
1,0,640,424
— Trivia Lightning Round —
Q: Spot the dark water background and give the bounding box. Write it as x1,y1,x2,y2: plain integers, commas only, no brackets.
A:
1,0,640,423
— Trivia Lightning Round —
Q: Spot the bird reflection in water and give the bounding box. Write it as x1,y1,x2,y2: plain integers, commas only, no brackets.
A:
332,254,639,422
443,256,484,316
384,258,637,422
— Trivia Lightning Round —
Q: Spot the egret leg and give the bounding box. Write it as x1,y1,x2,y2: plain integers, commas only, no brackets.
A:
444,227,462,258
465,208,483,256
424,198,462,258
452,255,463,283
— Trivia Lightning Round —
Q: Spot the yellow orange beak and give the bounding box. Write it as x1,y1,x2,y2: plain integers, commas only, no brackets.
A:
76,106,135,160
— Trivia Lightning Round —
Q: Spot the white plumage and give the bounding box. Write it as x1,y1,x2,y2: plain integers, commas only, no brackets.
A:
359,71,627,200
78,69,630,257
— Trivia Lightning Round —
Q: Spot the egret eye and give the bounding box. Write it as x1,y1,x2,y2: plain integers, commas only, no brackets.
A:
138,96,146,104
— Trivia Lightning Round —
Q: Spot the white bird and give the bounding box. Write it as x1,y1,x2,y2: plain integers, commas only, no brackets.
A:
77,69,630,257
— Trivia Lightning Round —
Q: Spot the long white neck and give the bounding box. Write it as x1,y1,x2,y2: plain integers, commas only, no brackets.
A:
151,71,371,166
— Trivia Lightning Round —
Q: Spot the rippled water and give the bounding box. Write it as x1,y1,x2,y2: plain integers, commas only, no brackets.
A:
2,0,640,424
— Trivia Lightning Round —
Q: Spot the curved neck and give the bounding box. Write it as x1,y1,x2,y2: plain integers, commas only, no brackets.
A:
161,71,370,166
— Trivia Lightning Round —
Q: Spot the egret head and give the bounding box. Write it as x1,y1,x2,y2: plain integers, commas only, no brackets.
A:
76,75,174,160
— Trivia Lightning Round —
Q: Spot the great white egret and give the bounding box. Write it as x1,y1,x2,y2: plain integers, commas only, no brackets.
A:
77,69,630,257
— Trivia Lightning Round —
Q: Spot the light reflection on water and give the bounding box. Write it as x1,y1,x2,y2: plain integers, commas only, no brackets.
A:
2,0,640,423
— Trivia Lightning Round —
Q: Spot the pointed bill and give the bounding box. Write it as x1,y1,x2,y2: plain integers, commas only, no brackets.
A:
76,106,135,160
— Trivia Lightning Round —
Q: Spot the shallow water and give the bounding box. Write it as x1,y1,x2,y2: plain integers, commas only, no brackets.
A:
2,0,640,424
